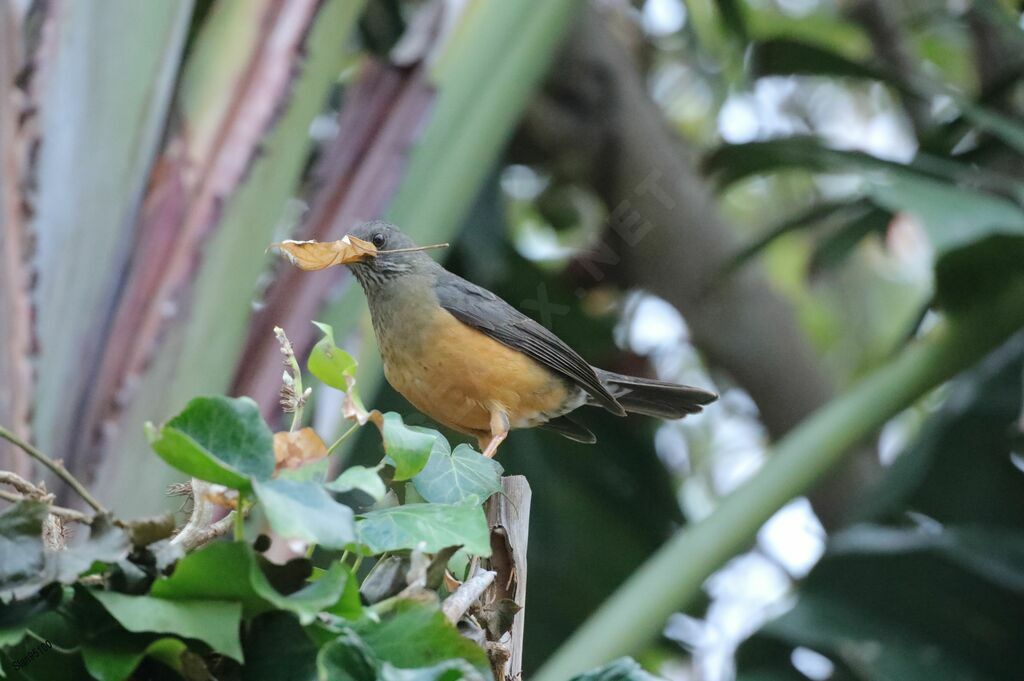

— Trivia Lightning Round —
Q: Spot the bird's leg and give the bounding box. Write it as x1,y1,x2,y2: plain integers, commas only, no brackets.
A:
479,409,510,459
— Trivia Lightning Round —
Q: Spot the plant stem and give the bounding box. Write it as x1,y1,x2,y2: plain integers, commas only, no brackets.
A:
0,489,92,523
534,283,1024,681
327,423,359,454
0,426,107,514
234,495,246,541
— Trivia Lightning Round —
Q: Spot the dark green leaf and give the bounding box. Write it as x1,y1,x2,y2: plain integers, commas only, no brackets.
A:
853,335,1024,525
357,504,490,556
53,515,131,584
715,0,747,41
412,444,503,505
308,321,359,390
254,478,357,549
379,660,485,680
934,235,1024,312
150,541,351,624
0,502,48,601
751,38,884,81
568,657,662,680
808,206,891,275
316,628,379,681
81,633,185,681
353,601,489,674
242,612,318,681
146,396,274,489
381,413,436,481
90,591,243,662
830,524,1024,592
317,564,363,620
0,506,127,602
724,200,865,276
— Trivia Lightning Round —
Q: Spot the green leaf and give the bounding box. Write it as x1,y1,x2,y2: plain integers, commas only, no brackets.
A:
934,234,1024,312
724,200,864,276
412,444,503,505
751,38,884,81
830,524,1024,593
0,501,48,601
568,657,661,681
309,321,359,390
146,396,274,489
357,503,491,557
90,591,243,662
808,206,892,275
0,505,128,602
243,612,318,681
379,661,485,681
381,413,436,481
81,634,185,681
316,565,363,620
317,628,379,681
150,541,351,624
52,515,131,584
353,601,489,674
254,478,356,549
327,466,388,503
864,173,1024,256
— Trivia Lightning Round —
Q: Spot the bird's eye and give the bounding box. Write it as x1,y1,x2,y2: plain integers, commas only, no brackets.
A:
372,233,386,249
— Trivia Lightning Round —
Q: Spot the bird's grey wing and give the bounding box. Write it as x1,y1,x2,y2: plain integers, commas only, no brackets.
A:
434,272,625,415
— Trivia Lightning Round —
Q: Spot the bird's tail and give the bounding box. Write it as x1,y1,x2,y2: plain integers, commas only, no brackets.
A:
595,369,717,420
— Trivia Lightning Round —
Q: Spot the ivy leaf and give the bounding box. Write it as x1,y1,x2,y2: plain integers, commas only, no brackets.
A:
381,413,437,481
0,504,130,601
253,478,356,549
326,465,388,503
317,628,380,680
81,634,187,681
150,541,351,624
0,501,48,601
242,612,319,681
412,444,503,505
353,600,489,675
357,504,491,556
146,396,274,489
90,591,243,662
379,661,485,680
308,321,359,390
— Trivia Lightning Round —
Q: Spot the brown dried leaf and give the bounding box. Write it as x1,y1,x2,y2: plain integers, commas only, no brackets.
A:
273,427,329,471
270,235,377,271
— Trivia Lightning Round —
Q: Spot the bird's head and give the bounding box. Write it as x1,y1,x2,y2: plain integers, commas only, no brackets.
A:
338,221,440,290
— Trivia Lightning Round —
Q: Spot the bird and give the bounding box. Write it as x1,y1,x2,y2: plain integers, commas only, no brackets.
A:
286,221,717,458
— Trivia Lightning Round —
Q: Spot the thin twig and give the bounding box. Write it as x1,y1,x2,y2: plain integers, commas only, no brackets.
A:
0,470,45,497
0,426,107,513
326,423,359,454
442,568,497,623
0,489,91,523
175,511,237,552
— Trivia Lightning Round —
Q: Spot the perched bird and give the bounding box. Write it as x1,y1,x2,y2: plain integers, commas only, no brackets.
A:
286,221,716,458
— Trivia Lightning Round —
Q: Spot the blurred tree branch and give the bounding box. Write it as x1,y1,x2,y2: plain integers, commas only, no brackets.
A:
516,4,882,529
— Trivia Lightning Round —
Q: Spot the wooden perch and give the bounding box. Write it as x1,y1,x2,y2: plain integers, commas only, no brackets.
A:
483,475,532,681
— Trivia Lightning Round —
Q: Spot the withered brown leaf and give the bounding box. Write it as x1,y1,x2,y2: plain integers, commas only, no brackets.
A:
270,234,377,270
273,427,329,471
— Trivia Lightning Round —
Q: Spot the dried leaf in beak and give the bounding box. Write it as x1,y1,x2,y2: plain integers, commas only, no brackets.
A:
270,235,378,270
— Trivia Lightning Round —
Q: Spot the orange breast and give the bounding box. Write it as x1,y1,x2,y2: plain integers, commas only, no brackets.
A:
380,308,571,436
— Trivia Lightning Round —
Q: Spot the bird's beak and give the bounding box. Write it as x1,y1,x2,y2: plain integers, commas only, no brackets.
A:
270,234,377,271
